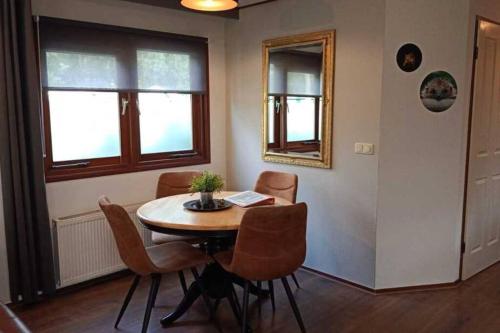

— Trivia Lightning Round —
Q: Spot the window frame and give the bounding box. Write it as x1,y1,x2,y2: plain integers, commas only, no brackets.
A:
267,94,321,154
128,91,211,172
43,88,210,182
38,19,211,183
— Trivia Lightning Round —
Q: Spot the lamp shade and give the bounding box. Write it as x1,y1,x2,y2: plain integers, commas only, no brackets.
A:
181,0,238,11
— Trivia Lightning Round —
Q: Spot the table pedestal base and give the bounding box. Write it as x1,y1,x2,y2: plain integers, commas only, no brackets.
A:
160,263,265,327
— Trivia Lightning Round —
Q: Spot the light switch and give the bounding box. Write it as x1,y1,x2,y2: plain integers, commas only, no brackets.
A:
363,143,374,154
355,143,375,155
355,143,364,154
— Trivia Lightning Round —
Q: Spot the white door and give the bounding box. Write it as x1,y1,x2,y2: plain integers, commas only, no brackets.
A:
463,19,500,279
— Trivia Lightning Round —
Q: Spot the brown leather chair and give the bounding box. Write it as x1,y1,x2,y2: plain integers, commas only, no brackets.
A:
214,203,308,333
0,303,30,333
98,196,211,333
254,171,301,292
152,171,205,295
254,170,298,203
152,171,202,245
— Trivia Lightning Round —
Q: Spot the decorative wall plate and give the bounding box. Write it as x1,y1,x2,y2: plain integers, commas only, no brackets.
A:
397,43,422,72
420,71,458,113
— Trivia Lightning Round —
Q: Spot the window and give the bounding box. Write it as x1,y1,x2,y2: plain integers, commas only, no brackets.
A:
286,96,317,142
267,95,321,154
48,91,121,162
267,49,322,154
267,98,275,144
39,18,210,182
138,93,193,154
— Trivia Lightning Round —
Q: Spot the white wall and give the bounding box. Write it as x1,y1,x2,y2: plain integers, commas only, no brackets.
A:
28,0,500,291
375,0,471,289
225,0,385,288
470,0,500,22
0,171,10,303
32,0,228,219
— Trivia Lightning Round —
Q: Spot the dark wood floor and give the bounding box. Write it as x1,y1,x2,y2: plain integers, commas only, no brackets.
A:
13,263,500,333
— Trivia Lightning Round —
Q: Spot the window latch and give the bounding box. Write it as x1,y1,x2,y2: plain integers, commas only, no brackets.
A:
121,98,129,116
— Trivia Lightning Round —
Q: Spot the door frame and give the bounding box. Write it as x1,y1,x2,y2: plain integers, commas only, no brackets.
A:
460,15,500,280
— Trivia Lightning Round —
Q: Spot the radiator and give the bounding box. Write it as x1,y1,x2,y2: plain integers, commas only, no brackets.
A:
53,203,153,288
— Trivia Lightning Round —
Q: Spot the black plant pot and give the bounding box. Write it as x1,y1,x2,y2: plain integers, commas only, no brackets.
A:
200,192,214,208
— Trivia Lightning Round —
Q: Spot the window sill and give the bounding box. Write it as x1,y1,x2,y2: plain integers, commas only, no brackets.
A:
45,155,211,183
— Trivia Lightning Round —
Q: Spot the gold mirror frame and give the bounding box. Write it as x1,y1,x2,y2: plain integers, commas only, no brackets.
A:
262,30,335,169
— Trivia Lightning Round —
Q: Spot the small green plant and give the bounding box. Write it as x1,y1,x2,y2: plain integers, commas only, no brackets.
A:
190,171,224,193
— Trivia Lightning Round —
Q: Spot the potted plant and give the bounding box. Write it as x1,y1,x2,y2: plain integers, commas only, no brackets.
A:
190,171,224,207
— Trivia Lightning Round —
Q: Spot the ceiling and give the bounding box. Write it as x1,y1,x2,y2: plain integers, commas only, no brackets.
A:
121,0,278,19
239,0,268,6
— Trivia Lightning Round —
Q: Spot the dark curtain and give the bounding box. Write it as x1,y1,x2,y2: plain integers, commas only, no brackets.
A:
0,0,56,303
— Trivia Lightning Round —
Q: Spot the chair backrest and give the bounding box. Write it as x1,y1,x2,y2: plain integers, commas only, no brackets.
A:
98,196,154,276
254,171,298,203
229,203,307,281
156,171,202,199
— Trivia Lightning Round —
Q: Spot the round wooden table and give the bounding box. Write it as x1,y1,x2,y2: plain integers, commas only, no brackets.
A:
137,191,291,328
138,191,291,236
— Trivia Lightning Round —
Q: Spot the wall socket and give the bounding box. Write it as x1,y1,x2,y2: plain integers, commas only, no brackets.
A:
355,143,375,155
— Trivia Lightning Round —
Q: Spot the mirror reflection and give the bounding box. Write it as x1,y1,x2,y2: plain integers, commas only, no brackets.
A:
266,43,324,158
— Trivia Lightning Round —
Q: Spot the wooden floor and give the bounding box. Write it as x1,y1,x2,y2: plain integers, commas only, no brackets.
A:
13,263,500,333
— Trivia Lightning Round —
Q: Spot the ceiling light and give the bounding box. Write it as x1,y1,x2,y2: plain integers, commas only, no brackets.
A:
181,0,238,12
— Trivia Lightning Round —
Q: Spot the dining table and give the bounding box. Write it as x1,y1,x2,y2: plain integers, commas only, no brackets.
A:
137,191,292,327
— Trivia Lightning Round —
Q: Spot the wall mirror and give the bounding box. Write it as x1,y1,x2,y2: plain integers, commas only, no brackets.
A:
262,30,335,168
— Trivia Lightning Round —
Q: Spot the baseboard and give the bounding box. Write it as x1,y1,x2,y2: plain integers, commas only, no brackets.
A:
461,259,500,281
300,266,376,293
374,280,461,294
300,266,461,294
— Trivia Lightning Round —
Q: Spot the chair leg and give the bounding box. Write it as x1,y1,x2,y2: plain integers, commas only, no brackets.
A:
115,275,141,328
214,298,222,312
191,267,214,319
178,270,188,296
291,272,300,289
230,283,242,315
241,280,250,333
142,274,162,333
256,281,262,314
281,277,306,333
227,288,242,326
268,280,275,311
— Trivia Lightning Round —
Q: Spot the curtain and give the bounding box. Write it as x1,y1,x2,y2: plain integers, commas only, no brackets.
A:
0,0,56,303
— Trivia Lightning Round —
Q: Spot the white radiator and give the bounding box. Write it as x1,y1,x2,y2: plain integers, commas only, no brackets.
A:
53,203,153,288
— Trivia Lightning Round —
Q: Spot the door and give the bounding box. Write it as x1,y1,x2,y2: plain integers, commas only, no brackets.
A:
463,19,500,279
